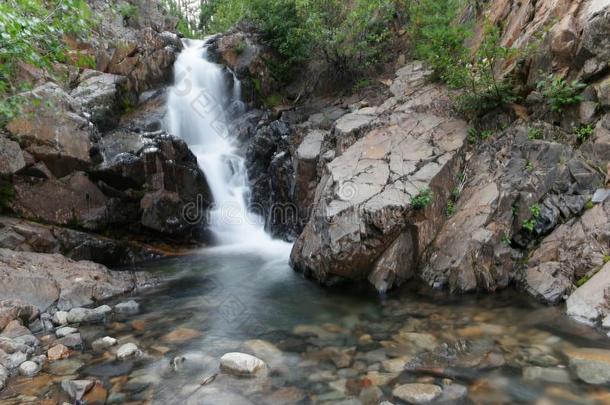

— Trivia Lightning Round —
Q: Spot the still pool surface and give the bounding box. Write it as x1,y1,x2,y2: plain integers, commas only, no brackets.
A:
3,248,610,404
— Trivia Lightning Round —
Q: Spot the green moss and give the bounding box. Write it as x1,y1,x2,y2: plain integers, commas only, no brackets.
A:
264,93,283,108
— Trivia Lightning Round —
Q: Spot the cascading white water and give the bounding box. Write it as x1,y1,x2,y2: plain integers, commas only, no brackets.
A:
166,39,291,255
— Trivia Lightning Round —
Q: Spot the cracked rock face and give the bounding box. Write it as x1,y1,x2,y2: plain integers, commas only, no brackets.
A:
290,63,469,290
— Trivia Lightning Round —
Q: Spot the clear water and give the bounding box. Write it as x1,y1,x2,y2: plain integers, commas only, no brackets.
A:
3,252,610,404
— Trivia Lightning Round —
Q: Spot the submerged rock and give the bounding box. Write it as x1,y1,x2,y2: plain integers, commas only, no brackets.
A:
392,383,443,404
18,360,41,377
220,352,267,376
117,343,141,360
564,348,610,385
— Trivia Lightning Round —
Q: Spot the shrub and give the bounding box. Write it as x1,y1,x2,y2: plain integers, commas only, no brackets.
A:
118,3,138,20
411,188,433,210
574,124,594,143
0,0,94,127
528,127,542,140
207,0,408,81
409,1,518,118
522,203,541,232
536,74,586,112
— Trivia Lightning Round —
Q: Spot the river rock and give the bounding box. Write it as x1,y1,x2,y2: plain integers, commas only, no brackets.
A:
523,366,571,383
220,352,267,376
117,343,141,360
564,348,610,384
0,349,27,370
61,379,94,400
56,326,79,338
18,360,41,377
0,337,30,354
55,333,83,349
162,328,201,343
66,307,105,324
91,336,117,351
0,320,31,339
114,300,139,315
291,62,469,289
53,311,69,326
392,383,443,404
48,344,71,361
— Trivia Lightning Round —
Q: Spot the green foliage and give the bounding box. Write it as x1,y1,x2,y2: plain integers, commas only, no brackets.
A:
445,200,456,216
528,127,542,140
574,124,594,143
536,74,586,112
118,2,138,20
207,0,407,81
234,40,247,55
501,233,511,246
0,0,94,126
409,0,518,118
411,188,433,210
525,160,534,171
603,254,610,264
468,128,493,143
409,0,469,85
584,200,594,210
522,203,541,232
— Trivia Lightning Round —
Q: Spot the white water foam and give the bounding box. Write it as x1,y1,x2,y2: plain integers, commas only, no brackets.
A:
166,39,292,257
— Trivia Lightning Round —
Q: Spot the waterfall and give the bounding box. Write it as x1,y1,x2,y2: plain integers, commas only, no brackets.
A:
166,39,290,255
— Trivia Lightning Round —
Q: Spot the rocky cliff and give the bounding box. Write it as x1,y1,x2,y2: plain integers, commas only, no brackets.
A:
210,0,610,332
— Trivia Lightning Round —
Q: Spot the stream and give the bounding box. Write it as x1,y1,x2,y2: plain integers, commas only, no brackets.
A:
3,39,610,405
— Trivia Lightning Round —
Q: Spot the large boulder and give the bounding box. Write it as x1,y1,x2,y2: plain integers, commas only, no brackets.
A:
6,83,96,178
290,63,469,290
10,172,108,231
0,248,153,312
95,129,212,239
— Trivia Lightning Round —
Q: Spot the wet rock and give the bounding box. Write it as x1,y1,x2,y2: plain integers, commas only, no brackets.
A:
565,348,610,385
117,342,141,360
523,366,571,383
0,337,30,354
53,311,69,326
162,327,201,343
55,326,79,338
61,379,94,401
0,349,26,370
0,248,149,312
48,358,84,376
18,360,41,377
115,300,140,315
66,307,106,324
91,336,117,351
566,262,610,325
56,332,82,349
48,344,71,361
82,380,108,405
267,386,306,404
436,383,468,404
393,383,443,404
220,352,267,376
